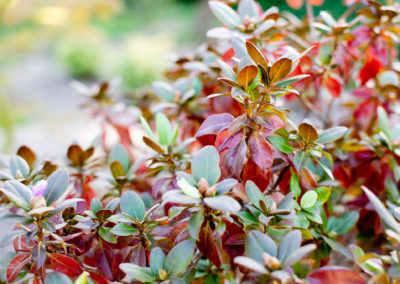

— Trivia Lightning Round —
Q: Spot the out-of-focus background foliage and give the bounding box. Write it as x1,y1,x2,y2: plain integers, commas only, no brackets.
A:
0,0,345,154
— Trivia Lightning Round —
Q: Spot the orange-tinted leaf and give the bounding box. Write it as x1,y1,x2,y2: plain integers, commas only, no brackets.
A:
310,0,324,5
197,221,221,267
301,168,318,189
17,146,36,168
238,65,259,89
143,136,165,154
286,0,303,9
67,144,85,166
110,161,125,179
246,42,268,69
308,266,366,284
248,133,273,175
49,253,83,277
324,74,342,98
219,78,240,88
298,123,318,145
286,0,323,8
7,253,31,282
270,58,292,83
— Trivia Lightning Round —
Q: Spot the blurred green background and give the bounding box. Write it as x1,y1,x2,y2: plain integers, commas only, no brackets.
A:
0,0,346,153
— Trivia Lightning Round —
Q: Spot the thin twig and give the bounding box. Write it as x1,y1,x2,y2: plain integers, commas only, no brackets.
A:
306,0,316,42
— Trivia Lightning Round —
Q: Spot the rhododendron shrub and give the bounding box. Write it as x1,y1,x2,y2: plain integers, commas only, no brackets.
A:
1,0,400,283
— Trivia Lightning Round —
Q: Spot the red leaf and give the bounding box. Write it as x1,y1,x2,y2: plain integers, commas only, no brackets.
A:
243,158,271,190
217,130,245,152
48,253,83,277
324,74,342,98
89,272,109,284
223,138,247,178
196,113,234,137
248,133,273,175
221,219,245,259
307,266,366,284
197,221,221,267
83,176,97,205
222,47,235,63
94,244,113,280
359,51,381,85
7,253,31,282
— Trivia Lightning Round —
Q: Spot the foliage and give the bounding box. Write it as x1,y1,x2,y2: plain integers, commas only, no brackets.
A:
1,0,400,283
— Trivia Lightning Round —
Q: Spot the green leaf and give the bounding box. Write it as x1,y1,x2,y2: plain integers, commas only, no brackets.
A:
278,230,301,265
152,81,174,102
215,178,237,194
209,1,242,28
140,116,157,142
315,187,331,204
177,178,201,198
316,159,334,180
238,0,258,19
156,112,172,146
90,198,102,214
218,60,237,81
378,106,391,140
326,211,359,235
110,223,137,236
170,124,179,145
150,247,166,275
189,210,204,240
245,180,271,209
316,127,347,144
10,155,30,178
320,11,336,26
362,186,400,233
3,180,32,210
99,227,117,243
109,144,130,173
204,195,241,213
44,168,69,206
275,75,310,88
245,230,277,263
289,173,301,199
386,178,399,201
268,136,294,153
293,151,309,171
120,191,145,220
322,236,352,260
301,191,318,208
46,272,73,284
281,244,316,268
234,256,269,274
165,239,195,276
74,272,89,284
191,146,221,185
120,263,155,283
319,44,332,65
303,207,323,224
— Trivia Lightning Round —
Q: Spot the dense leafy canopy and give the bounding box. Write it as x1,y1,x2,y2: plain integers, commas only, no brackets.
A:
1,0,400,283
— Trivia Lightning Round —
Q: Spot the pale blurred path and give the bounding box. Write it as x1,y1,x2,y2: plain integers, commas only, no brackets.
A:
4,51,100,156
